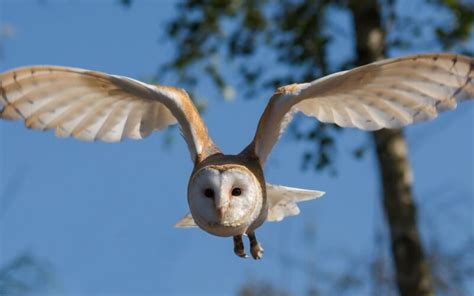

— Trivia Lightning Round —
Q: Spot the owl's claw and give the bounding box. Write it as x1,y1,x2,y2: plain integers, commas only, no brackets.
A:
233,235,248,258
236,251,249,258
251,243,264,260
248,231,264,260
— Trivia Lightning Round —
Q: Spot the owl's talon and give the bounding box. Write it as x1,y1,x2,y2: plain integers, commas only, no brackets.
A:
247,231,264,260
250,243,264,260
233,235,247,258
235,251,249,258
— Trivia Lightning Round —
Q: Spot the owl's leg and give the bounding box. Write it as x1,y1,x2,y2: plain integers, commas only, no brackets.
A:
247,231,264,260
233,235,248,258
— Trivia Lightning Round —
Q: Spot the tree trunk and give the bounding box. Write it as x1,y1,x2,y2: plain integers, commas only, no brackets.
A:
348,0,434,295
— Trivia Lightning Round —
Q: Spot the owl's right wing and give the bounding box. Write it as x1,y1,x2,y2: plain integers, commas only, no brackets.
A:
0,65,219,163
247,53,473,166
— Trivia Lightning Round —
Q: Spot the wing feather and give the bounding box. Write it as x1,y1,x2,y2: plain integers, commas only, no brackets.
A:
24,86,97,128
0,65,218,162
122,101,147,140
95,99,132,142
248,53,473,165
266,184,325,222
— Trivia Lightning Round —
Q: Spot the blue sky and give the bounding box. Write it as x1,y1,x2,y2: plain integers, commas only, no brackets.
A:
0,1,473,295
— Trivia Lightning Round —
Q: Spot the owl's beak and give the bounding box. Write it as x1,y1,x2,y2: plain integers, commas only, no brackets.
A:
214,192,229,220
217,207,226,220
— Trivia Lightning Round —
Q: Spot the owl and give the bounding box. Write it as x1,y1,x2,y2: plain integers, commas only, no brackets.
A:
1,53,472,259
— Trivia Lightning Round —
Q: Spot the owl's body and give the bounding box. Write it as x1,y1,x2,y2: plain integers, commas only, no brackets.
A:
1,53,473,259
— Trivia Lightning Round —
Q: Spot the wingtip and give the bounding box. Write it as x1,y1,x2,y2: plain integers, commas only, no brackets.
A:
317,190,326,197
297,188,326,199
174,222,193,229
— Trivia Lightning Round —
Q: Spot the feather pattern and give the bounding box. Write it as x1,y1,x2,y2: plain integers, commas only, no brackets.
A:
0,65,218,162
249,53,474,165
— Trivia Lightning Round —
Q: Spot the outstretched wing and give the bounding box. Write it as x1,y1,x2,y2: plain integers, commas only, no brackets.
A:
0,66,218,163
266,184,324,222
247,53,473,165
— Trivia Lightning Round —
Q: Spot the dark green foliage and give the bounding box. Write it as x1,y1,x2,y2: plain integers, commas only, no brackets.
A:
293,122,341,173
164,0,270,89
165,0,339,90
119,0,132,7
433,0,474,52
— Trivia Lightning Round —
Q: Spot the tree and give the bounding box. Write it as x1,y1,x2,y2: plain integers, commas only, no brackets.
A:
349,0,434,294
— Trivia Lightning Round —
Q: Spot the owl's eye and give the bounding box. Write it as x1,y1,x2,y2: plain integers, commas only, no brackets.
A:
231,187,242,196
204,188,215,199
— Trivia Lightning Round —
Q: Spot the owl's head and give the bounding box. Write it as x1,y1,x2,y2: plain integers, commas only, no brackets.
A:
188,164,263,237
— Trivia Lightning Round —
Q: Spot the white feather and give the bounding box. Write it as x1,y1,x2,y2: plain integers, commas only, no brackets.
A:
266,183,325,222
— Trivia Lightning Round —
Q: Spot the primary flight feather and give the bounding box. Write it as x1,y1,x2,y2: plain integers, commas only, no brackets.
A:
1,53,472,259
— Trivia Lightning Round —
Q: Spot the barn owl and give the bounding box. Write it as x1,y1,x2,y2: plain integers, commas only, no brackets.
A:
1,53,473,259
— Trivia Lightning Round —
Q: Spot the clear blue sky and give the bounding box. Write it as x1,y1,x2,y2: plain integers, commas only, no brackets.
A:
0,1,472,295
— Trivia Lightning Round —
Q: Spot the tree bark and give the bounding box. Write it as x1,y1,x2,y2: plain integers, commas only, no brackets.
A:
349,0,434,295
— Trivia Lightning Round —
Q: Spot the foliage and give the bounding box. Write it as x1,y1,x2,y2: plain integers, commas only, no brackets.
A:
0,253,56,296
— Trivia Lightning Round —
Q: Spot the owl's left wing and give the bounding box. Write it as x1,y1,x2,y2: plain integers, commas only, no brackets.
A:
0,66,218,163
266,184,324,222
247,53,473,166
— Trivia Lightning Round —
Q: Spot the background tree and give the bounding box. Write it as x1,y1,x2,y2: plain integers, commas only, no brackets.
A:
158,0,473,295
0,252,56,296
